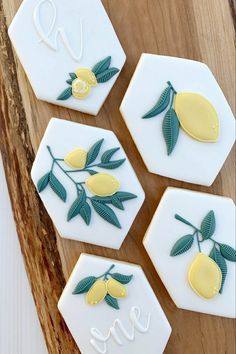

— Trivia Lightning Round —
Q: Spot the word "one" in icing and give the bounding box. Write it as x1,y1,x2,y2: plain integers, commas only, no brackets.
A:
33,0,83,62
90,306,151,353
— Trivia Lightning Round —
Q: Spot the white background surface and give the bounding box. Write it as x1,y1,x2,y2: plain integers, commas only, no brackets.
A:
0,155,48,354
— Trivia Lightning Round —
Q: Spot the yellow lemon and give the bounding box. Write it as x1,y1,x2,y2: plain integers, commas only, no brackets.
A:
175,93,219,142
85,173,120,197
107,279,127,299
188,252,222,299
64,148,87,169
72,78,91,99
86,280,107,305
75,68,97,87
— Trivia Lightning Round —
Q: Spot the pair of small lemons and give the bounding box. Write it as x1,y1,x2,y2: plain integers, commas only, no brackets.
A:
87,278,127,306
64,148,120,197
174,92,219,142
72,68,97,99
188,253,222,299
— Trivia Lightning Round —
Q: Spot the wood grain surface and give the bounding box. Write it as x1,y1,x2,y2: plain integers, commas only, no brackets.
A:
0,0,235,353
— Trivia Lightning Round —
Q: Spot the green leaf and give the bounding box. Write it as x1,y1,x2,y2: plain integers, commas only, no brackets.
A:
111,195,124,210
115,191,137,202
219,244,236,262
201,211,215,240
142,86,172,118
67,190,86,221
37,172,50,192
96,68,120,83
105,294,119,310
73,276,97,294
86,169,98,175
111,273,133,284
91,196,112,203
86,139,104,165
101,147,120,163
49,172,67,202
92,56,111,75
162,108,180,155
66,79,73,85
170,234,194,256
91,200,121,228
79,202,91,225
97,159,126,169
69,72,77,80
209,246,227,293
57,87,72,100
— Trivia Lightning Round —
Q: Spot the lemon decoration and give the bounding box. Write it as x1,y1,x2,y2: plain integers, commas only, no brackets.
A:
175,93,219,142
85,173,120,197
57,56,120,100
107,278,127,298
64,148,87,169
142,81,219,155
86,279,107,305
170,211,236,298
188,253,221,299
72,264,133,310
75,68,97,87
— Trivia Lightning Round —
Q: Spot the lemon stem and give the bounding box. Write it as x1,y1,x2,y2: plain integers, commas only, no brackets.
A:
175,214,202,251
98,264,115,279
167,81,177,95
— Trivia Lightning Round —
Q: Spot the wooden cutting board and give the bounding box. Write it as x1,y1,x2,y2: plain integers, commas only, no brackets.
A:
0,0,235,353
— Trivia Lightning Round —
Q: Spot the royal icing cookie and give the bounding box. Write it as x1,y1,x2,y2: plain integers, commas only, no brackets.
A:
31,118,144,249
143,187,236,318
8,0,126,115
120,54,235,186
58,254,172,354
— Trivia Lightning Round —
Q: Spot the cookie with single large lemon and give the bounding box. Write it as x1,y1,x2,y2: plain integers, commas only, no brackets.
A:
106,278,127,298
75,68,97,87
64,148,87,169
188,252,222,299
175,93,219,142
85,173,120,197
86,279,107,305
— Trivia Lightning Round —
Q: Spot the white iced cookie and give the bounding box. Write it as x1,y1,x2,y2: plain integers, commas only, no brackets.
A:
120,54,235,186
58,254,172,354
8,0,126,115
31,118,144,249
143,187,236,318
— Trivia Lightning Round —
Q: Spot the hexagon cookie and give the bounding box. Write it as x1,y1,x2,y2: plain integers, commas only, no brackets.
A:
31,118,144,249
58,253,171,354
143,187,236,318
8,0,126,115
120,54,235,186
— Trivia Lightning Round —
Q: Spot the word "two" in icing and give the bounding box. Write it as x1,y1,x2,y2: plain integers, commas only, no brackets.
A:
33,0,83,62
90,306,151,353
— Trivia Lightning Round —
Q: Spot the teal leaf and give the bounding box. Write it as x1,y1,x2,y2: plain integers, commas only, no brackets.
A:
105,294,119,310
142,86,172,118
96,68,119,83
49,172,67,202
101,147,120,163
72,276,97,294
67,190,86,221
209,246,227,293
86,139,104,165
92,56,111,76
115,191,137,202
111,195,124,210
91,196,112,203
79,202,91,225
219,244,236,262
170,234,194,256
201,211,215,240
111,273,133,284
66,79,73,85
91,200,121,228
57,87,72,100
97,159,126,169
37,172,50,192
162,108,180,155
69,72,77,80
86,169,98,175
